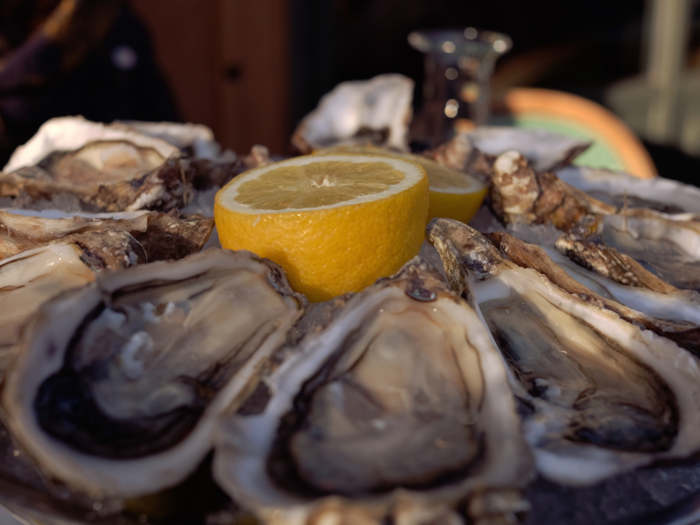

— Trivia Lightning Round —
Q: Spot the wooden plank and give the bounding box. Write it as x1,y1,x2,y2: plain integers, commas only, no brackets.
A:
129,0,219,135
218,0,290,154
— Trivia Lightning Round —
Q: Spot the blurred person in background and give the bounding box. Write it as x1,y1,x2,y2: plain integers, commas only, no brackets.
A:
0,0,178,165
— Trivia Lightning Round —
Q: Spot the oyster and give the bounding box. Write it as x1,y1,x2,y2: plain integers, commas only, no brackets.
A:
1,249,305,498
486,230,700,358
0,209,214,262
489,153,700,291
548,233,700,331
490,151,616,230
423,133,493,184
214,258,532,524
427,128,589,179
118,121,234,163
0,117,191,212
0,230,145,376
557,165,700,214
467,128,590,173
427,218,700,485
554,232,678,294
592,212,700,292
119,120,250,191
291,74,414,154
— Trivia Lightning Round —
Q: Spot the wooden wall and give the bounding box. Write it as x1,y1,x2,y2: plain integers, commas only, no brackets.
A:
129,0,290,155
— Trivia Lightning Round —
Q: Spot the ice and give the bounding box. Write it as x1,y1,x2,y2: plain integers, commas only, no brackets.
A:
182,186,218,217
506,221,564,248
527,460,700,524
0,506,21,525
468,204,504,234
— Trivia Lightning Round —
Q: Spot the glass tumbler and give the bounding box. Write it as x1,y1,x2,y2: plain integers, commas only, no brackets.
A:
408,27,512,147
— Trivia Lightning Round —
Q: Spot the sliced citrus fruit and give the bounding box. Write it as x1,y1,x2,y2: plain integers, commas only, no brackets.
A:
316,145,488,224
214,154,429,302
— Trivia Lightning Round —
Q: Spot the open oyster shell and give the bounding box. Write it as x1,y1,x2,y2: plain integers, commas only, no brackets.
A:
118,121,234,163
291,74,414,154
428,218,700,486
489,152,700,293
489,151,615,230
0,230,145,377
557,165,700,214
0,117,191,212
118,120,251,191
486,230,700,358
0,208,214,262
214,258,532,525
424,128,591,183
589,212,700,292
1,249,305,498
466,128,590,173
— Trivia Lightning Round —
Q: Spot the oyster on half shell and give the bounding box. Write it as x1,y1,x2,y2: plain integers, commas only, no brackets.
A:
557,165,700,214
118,120,254,190
428,218,700,486
214,258,532,525
1,249,305,498
487,230,700,359
0,209,214,262
0,230,145,376
592,212,700,292
489,151,700,292
424,128,591,185
466,128,591,173
0,117,191,212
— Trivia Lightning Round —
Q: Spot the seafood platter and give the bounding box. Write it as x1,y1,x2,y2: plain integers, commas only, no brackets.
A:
2,74,700,525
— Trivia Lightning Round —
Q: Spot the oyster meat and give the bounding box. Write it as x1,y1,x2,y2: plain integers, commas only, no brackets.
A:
1,249,305,498
0,117,191,212
428,218,700,486
215,258,532,525
0,230,146,376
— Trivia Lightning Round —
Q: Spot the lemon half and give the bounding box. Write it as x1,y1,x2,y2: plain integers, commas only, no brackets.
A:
215,154,429,302
315,145,487,224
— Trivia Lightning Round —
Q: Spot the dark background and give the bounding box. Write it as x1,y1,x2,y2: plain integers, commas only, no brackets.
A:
2,0,700,180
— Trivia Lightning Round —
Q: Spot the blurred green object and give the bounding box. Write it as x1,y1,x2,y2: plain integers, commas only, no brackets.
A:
490,88,657,178
508,116,623,171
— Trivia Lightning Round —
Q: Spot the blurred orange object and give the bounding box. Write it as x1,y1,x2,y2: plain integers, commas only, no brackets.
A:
495,88,657,179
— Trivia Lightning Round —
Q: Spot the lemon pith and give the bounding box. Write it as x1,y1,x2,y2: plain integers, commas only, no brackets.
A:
215,155,429,302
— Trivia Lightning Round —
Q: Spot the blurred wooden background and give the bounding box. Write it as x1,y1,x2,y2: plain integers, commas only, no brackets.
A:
129,0,290,155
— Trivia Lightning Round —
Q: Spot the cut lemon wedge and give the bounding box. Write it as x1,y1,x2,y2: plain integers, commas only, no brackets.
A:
215,154,429,302
316,145,488,224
